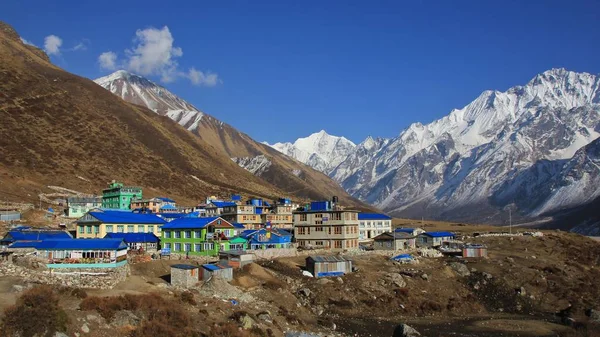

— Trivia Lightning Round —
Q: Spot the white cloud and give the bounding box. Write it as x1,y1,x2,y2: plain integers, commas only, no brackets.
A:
44,35,62,55
98,51,118,70
187,68,220,87
98,26,220,86
72,42,86,51
20,38,37,47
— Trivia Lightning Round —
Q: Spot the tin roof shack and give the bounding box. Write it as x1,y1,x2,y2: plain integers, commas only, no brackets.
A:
202,263,233,281
372,232,416,251
417,231,455,248
306,255,353,278
170,264,199,288
1,229,72,249
0,211,21,222
219,250,254,269
104,232,160,251
439,241,464,256
462,244,488,258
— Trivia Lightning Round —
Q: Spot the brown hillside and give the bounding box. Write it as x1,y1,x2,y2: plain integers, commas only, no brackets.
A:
0,22,289,205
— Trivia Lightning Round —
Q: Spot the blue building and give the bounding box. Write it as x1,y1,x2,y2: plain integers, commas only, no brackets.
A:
1,229,72,248
104,232,160,251
238,228,293,250
417,231,455,248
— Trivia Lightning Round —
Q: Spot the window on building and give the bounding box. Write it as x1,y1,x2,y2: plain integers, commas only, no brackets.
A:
360,222,365,228
164,231,171,238
315,213,322,218
297,227,306,235
315,226,323,232
334,226,342,234
165,243,171,250
78,226,84,234
174,243,181,251
117,225,124,233
174,231,181,239
334,240,342,248
195,230,202,238
86,226,92,234
184,243,191,252
106,225,114,233
315,220,323,225
331,213,342,221
184,231,191,239
203,243,214,251
94,226,99,234
315,241,323,246
300,214,307,221
127,225,134,233
386,242,392,248
194,243,201,252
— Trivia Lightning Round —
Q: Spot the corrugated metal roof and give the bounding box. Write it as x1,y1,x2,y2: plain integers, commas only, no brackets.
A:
422,231,455,238
171,264,198,270
394,228,416,233
162,217,232,229
211,201,236,208
306,255,352,263
4,231,72,242
8,241,42,248
358,213,392,220
104,233,160,243
160,204,177,210
239,228,292,244
19,239,127,250
202,263,232,271
232,223,246,229
86,211,166,224
158,213,188,219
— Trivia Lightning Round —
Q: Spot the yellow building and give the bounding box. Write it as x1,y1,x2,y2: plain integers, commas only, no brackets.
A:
76,210,166,238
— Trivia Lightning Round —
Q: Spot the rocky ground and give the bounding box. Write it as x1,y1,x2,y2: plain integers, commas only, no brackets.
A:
1,226,600,336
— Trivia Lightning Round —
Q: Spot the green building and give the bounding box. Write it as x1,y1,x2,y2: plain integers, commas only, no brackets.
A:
101,181,142,210
161,217,235,256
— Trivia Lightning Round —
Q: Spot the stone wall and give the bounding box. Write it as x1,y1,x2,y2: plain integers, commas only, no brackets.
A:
0,259,130,289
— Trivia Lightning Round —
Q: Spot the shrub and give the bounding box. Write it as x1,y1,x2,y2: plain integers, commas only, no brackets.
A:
179,291,196,305
0,286,69,337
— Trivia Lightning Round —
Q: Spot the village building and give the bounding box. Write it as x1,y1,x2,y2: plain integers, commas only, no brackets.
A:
10,239,128,269
201,263,233,281
205,201,236,216
102,181,142,210
462,244,488,258
170,264,199,288
394,227,426,236
65,196,102,218
218,250,255,269
358,213,393,242
372,231,416,251
160,217,235,256
220,201,262,229
293,200,360,251
104,232,160,251
75,210,166,239
306,255,353,278
1,228,72,249
238,227,293,250
130,197,177,213
264,198,294,230
157,212,190,222
0,210,21,222
416,231,455,248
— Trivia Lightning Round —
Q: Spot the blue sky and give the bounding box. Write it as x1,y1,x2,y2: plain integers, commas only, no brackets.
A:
2,0,599,144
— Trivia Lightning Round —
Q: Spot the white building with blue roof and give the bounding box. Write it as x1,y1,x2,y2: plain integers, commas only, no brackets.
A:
358,213,392,242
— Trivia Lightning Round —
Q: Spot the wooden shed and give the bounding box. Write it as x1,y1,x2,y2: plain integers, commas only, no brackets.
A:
170,264,199,288
201,263,233,281
306,255,353,278
462,244,488,258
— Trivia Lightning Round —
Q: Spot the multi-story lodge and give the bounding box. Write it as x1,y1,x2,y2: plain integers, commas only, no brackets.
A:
76,210,166,238
358,213,393,242
130,197,177,213
264,198,294,230
102,181,142,210
160,217,236,256
293,199,360,251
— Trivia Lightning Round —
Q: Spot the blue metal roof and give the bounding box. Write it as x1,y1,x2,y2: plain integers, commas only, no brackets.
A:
231,195,242,201
171,264,198,270
202,263,231,271
8,241,42,248
104,233,160,243
211,201,236,208
158,213,188,219
157,197,176,203
87,211,166,224
19,239,127,250
162,217,230,229
422,231,455,238
3,231,72,242
239,228,292,244
358,213,392,220
394,228,415,233
232,223,246,229
160,204,177,210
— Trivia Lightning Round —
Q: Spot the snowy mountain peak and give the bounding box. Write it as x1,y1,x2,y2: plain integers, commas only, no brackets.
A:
265,130,357,174
94,71,204,131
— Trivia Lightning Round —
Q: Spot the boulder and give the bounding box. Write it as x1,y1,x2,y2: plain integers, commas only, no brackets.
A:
393,323,421,337
449,262,471,277
316,278,333,285
420,273,429,281
482,272,493,280
298,288,311,297
335,277,344,284
257,311,273,323
386,273,407,288
12,284,24,293
240,314,256,329
81,324,90,334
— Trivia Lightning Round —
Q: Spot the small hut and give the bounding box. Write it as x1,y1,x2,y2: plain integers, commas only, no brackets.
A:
201,263,233,281
218,250,254,269
306,256,353,278
462,244,488,258
170,264,199,288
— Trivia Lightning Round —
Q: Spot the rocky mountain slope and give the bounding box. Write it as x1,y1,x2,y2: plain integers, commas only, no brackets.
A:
0,22,291,205
95,70,373,210
265,130,356,174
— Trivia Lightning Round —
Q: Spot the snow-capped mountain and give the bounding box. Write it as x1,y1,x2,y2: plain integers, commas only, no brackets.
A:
265,130,356,174
95,70,204,131
333,68,600,224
